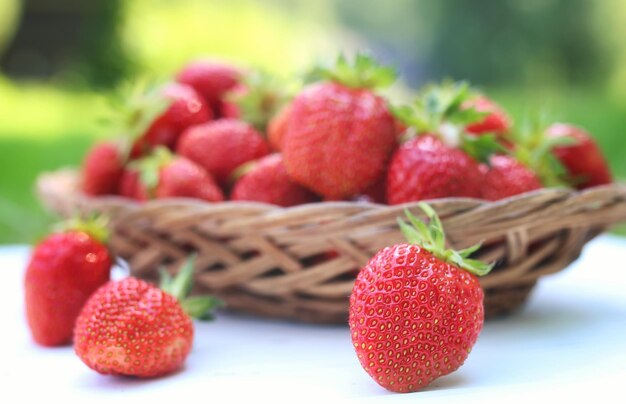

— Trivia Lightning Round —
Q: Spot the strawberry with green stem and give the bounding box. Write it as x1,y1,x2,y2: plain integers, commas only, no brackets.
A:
24,217,113,347
546,123,612,189
74,256,222,377
126,82,212,157
282,54,398,200
350,204,492,393
176,59,242,118
126,147,224,202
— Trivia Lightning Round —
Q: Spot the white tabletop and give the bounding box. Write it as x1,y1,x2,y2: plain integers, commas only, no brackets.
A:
2,236,626,403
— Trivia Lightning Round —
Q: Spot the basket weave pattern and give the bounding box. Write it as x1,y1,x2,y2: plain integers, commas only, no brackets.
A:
37,169,626,323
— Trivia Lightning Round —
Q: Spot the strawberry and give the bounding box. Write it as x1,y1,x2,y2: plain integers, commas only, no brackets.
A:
481,155,542,200
230,154,318,207
74,257,221,377
177,119,270,186
131,83,212,157
267,103,292,151
81,141,125,196
349,204,492,393
133,148,224,202
386,135,483,205
546,123,612,189
24,218,112,346
463,95,511,135
282,54,398,200
176,60,242,117
117,168,147,201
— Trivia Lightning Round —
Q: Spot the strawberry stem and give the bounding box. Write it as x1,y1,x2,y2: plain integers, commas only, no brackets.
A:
54,215,110,245
311,53,396,90
398,203,493,277
160,255,224,321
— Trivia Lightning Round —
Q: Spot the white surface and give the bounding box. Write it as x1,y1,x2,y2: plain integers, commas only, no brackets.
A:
2,236,626,403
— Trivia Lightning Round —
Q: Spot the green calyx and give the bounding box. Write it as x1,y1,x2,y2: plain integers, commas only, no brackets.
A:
392,80,502,163
102,79,170,152
225,70,295,133
505,117,573,188
397,203,493,277
310,53,396,90
130,146,174,198
54,215,110,245
160,255,224,321
393,80,487,133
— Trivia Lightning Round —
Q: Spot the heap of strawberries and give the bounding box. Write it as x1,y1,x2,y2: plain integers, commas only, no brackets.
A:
81,54,612,208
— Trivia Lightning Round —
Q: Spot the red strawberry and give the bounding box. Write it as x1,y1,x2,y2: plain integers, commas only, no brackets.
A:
177,119,270,186
463,95,511,135
176,60,241,117
282,55,398,200
267,103,292,151
133,148,224,202
81,142,125,196
230,154,318,207
546,123,612,189
24,219,112,346
117,168,147,201
132,83,212,156
350,205,491,393
74,257,221,377
481,155,542,200
386,135,482,205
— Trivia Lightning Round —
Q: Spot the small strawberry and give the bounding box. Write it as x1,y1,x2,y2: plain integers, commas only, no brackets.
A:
386,135,483,205
81,141,125,196
133,148,225,202
131,83,212,157
480,155,542,200
546,123,612,189
176,60,242,117
24,218,112,347
350,204,492,393
177,119,270,186
267,103,292,151
282,54,398,200
230,154,318,207
74,257,222,377
117,168,147,201
463,95,511,136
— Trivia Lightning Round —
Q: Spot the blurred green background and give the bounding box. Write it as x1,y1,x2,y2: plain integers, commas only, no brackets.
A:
1,0,625,244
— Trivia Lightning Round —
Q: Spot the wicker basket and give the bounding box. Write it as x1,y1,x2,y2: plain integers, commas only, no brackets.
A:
36,169,626,323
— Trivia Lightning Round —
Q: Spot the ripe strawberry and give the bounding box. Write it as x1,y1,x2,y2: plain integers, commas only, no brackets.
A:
81,141,125,196
481,155,542,200
230,154,318,207
267,103,292,151
546,123,612,189
117,168,147,201
176,60,241,117
133,148,224,202
386,135,482,205
24,218,112,346
463,95,511,135
282,54,398,200
74,257,221,377
177,119,270,186
350,204,492,393
131,83,212,156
